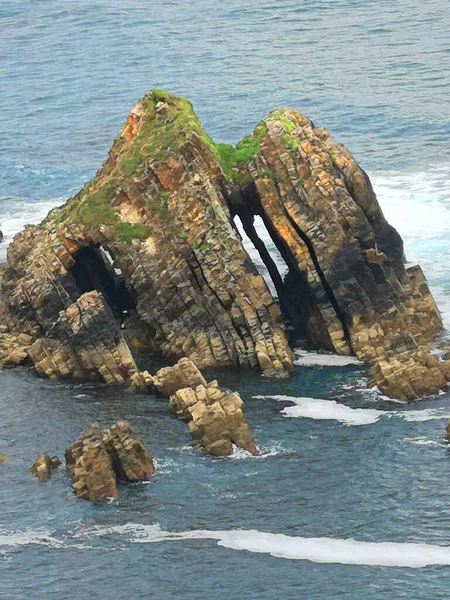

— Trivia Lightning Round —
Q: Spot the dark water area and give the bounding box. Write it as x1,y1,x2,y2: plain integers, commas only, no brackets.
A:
1,1,450,598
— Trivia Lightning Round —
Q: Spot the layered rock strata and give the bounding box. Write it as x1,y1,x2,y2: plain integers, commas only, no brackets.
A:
230,110,449,399
132,358,258,456
0,89,447,399
65,421,154,502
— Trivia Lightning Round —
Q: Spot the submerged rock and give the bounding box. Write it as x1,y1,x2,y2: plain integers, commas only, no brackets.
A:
65,421,154,502
0,88,447,399
30,453,61,482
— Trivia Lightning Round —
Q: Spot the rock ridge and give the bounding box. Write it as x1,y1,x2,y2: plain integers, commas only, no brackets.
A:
0,88,447,400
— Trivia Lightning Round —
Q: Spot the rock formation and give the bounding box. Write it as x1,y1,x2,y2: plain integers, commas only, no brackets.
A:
65,421,154,502
171,381,258,456
0,88,447,399
30,453,61,481
132,358,258,456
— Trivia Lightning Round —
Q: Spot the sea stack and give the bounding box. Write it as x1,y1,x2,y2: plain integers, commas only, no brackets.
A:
0,88,447,400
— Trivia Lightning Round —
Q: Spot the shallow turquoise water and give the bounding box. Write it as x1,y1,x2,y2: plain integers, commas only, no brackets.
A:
1,1,450,598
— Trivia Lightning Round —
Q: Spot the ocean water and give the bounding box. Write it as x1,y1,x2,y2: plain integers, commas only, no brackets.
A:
1,1,450,598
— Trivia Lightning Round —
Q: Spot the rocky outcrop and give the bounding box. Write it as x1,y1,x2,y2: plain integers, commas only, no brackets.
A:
0,88,447,399
102,421,155,482
30,454,61,481
65,421,153,502
132,358,258,456
29,291,137,382
228,110,449,399
171,381,258,456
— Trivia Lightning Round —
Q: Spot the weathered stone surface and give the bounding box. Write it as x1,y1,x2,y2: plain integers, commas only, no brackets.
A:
0,90,292,382
65,425,118,502
165,369,258,457
0,89,446,399
152,357,207,396
446,419,450,443
130,369,154,393
231,109,450,399
31,453,60,482
102,420,155,482
65,422,154,501
28,291,137,383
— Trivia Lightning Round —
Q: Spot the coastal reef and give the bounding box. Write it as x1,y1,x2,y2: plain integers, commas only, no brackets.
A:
0,89,448,400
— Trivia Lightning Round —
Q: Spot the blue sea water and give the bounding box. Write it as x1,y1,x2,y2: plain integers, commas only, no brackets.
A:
1,1,450,598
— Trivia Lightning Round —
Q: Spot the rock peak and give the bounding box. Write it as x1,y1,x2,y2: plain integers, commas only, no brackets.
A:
0,90,448,400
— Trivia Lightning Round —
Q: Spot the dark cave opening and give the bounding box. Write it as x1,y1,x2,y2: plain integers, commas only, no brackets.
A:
69,246,136,322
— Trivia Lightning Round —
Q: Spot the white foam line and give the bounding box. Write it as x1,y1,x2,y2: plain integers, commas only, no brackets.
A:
7,523,450,568
255,395,450,426
76,523,450,568
293,350,363,367
255,395,382,426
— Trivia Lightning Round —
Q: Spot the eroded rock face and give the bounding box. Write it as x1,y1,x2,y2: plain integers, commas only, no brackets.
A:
102,421,155,482
29,291,137,383
177,383,258,456
230,110,449,399
65,422,153,501
65,425,119,501
143,358,258,456
0,89,446,399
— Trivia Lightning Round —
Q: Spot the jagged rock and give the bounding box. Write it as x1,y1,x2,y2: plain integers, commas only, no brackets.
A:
65,422,154,502
31,453,60,481
446,420,450,442
0,88,446,399
28,291,137,383
185,385,258,456
130,369,154,393
65,425,118,501
152,357,207,396
102,421,155,482
230,109,449,399
0,452,9,463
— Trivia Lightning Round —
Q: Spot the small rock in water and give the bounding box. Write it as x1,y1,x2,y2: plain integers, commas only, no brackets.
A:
30,453,61,481
65,421,154,502
150,358,258,457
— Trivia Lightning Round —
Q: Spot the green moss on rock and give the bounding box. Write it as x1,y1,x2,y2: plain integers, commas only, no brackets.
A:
115,222,151,243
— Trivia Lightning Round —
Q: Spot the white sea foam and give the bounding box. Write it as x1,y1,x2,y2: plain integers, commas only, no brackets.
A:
76,523,450,568
255,394,450,426
401,437,441,447
0,528,90,553
255,394,382,426
293,350,363,367
0,197,63,263
396,408,450,423
371,168,450,330
7,523,450,568
228,443,286,460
